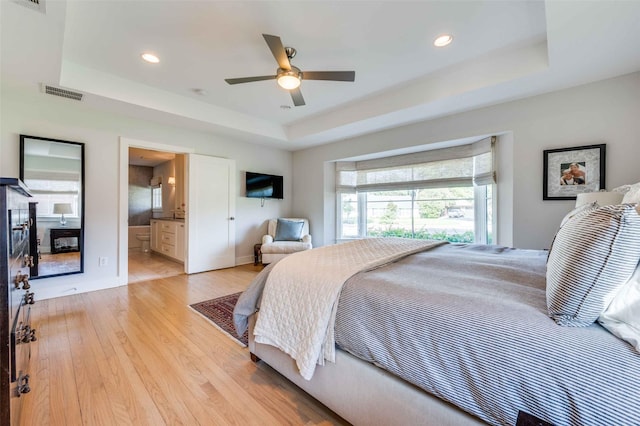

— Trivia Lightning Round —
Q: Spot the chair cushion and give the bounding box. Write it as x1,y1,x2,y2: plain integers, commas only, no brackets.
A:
274,219,305,241
261,241,312,254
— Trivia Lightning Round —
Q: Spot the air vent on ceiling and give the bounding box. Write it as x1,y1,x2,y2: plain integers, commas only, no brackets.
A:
40,84,83,101
12,0,46,14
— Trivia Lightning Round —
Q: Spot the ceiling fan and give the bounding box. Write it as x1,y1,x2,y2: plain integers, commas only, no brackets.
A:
224,34,356,107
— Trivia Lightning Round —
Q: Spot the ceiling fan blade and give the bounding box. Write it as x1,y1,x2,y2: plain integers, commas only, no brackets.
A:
224,75,276,85
263,34,291,70
302,71,355,82
290,88,305,106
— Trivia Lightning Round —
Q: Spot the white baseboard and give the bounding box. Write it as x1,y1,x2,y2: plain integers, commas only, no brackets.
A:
236,255,255,265
33,277,127,301
33,256,255,301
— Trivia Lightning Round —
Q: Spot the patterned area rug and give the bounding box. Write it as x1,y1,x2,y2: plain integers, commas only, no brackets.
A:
190,292,248,347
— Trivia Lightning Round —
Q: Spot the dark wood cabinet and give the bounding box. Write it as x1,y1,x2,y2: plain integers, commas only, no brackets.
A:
28,202,39,277
50,227,81,254
1,178,35,426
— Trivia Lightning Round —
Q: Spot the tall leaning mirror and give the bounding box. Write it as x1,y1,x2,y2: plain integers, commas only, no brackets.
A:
20,135,85,278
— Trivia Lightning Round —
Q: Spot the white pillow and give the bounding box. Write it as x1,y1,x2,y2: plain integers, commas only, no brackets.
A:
622,182,640,204
612,184,631,194
598,262,640,353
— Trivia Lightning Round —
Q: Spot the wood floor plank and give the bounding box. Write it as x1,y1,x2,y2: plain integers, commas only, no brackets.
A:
50,297,83,425
19,299,50,426
62,295,120,425
18,262,348,426
114,292,232,425
127,285,285,425
109,292,201,425
84,290,166,425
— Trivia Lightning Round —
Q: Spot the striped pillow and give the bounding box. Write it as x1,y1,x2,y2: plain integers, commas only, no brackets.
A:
547,202,599,256
546,204,640,326
559,201,598,228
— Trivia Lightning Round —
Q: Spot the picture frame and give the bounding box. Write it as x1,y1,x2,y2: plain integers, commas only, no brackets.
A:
543,144,606,200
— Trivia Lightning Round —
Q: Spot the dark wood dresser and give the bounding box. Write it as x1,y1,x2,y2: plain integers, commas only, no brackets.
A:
1,178,35,426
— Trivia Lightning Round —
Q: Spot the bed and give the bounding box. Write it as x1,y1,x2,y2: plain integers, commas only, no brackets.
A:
234,204,640,426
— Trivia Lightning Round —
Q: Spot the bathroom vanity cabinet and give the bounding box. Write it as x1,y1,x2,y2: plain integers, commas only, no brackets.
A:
150,219,185,263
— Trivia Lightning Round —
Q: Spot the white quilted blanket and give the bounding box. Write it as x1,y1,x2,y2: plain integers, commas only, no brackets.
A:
253,238,445,380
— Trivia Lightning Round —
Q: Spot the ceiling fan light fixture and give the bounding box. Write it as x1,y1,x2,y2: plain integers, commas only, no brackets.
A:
141,52,160,63
225,34,354,105
433,34,453,47
277,69,301,90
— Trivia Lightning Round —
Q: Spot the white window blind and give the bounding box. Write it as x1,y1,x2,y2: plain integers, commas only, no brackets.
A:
152,185,162,210
24,171,82,217
336,136,496,193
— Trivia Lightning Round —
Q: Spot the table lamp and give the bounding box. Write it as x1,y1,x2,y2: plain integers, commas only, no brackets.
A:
53,203,73,226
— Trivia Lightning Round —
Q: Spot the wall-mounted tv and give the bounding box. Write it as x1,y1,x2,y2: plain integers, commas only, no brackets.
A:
245,171,283,199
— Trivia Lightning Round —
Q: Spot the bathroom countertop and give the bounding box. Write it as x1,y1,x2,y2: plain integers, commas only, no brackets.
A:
153,217,185,222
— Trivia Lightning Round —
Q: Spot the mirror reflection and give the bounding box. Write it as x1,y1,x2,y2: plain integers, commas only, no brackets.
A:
20,135,84,278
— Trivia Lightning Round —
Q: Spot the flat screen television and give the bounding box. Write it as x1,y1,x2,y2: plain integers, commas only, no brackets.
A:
245,171,283,199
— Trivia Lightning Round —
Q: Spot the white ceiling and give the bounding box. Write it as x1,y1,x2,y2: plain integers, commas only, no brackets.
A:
2,0,640,151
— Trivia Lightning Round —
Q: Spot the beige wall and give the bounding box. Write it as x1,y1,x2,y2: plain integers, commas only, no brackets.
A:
292,72,640,249
3,72,640,298
0,84,293,299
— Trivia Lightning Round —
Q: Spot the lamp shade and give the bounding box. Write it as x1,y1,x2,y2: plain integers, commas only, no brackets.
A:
53,203,73,214
575,192,624,207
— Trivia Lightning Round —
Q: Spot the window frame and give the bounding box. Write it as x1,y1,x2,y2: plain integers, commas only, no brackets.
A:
152,184,163,212
337,184,495,243
24,177,82,219
335,136,497,244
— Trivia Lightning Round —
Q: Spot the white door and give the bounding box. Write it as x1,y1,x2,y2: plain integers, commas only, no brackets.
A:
186,154,236,273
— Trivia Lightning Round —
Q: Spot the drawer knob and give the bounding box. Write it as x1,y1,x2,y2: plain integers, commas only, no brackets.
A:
16,322,37,344
23,254,34,268
17,373,30,395
14,273,30,290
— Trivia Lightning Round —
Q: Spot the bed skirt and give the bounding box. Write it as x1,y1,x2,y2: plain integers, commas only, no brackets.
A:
248,315,485,426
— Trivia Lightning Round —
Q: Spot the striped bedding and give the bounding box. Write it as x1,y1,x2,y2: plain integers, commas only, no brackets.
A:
235,242,640,425
253,238,444,379
334,244,640,426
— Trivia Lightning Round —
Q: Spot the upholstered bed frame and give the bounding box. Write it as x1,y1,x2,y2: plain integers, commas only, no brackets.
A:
248,315,484,426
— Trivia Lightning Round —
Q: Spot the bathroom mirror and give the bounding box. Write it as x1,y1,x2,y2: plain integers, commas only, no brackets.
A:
20,135,85,278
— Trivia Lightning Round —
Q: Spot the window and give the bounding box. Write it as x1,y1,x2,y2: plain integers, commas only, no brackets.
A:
152,185,163,210
336,137,496,244
25,176,81,218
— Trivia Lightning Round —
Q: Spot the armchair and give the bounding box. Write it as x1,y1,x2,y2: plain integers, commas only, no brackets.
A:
261,218,312,264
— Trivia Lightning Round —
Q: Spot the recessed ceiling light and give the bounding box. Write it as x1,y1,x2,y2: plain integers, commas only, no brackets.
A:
141,53,160,64
280,105,291,110
433,34,453,47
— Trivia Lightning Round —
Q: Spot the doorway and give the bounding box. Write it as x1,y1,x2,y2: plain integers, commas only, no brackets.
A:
118,137,237,286
118,138,195,286
127,146,186,283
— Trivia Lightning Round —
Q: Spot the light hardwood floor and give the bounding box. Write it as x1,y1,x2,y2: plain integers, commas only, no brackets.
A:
128,249,185,283
20,264,347,425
